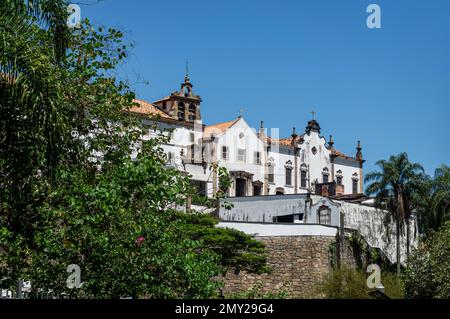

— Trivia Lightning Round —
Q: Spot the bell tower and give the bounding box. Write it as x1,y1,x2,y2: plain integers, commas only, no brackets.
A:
153,64,202,123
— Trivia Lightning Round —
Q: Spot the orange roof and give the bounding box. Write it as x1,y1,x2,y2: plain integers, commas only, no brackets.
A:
332,149,356,160
204,119,239,137
266,135,304,148
128,99,170,118
276,135,304,147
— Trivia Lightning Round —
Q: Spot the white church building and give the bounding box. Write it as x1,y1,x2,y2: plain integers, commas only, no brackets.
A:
128,75,365,201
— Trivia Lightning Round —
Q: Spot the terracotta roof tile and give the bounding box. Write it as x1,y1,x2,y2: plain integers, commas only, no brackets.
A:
204,119,239,137
266,135,304,148
332,149,356,160
128,99,170,118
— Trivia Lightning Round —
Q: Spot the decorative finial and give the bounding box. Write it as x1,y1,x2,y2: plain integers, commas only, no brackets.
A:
356,140,363,161
260,121,264,129
312,110,316,120
185,60,190,81
329,135,334,148
291,127,298,144
239,108,244,118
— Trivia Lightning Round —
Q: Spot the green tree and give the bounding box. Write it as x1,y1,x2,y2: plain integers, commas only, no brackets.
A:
365,153,425,274
1,13,268,298
1,0,71,284
416,165,450,235
178,213,269,276
317,267,404,299
403,222,450,299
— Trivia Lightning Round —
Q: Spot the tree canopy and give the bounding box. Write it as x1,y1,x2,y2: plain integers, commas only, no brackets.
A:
1,3,268,298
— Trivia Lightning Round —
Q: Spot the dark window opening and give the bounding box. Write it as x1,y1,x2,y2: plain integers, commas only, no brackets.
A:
188,104,196,122
253,185,261,196
352,179,358,194
222,146,228,160
178,102,185,121
192,180,206,197
301,171,307,188
285,168,292,186
268,166,274,183
255,151,261,164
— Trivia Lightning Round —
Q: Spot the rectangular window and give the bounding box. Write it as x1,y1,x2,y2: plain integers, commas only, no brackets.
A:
323,174,329,183
190,132,195,143
319,209,331,225
268,166,274,183
353,179,358,194
222,146,228,160
254,151,261,165
285,168,292,186
237,149,246,162
301,171,307,188
190,144,195,162
336,176,342,186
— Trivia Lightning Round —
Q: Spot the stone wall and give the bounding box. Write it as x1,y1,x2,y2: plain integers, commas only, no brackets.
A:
223,236,335,298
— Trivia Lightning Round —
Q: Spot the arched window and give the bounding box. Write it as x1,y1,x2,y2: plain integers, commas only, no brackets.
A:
183,86,191,97
188,104,196,121
178,102,185,121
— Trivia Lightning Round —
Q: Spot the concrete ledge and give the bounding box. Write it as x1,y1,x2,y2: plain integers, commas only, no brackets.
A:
217,222,338,237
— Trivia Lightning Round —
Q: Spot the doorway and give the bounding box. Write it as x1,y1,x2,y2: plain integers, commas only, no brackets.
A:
236,178,246,197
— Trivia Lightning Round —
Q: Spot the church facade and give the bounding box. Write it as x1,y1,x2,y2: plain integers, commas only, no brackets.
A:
128,75,365,200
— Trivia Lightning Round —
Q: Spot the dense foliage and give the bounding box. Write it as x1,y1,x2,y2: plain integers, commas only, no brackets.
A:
317,267,404,299
0,1,267,298
415,165,450,235
402,222,450,299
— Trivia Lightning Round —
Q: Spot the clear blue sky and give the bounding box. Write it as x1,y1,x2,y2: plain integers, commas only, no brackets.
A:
81,0,449,181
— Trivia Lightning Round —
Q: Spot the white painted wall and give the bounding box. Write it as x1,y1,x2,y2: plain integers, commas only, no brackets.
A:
333,158,361,194
334,198,418,264
217,222,338,237
136,116,364,199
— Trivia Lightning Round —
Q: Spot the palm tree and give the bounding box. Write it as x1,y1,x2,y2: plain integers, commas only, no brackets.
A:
365,153,425,275
431,165,450,226
1,0,69,179
417,165,450,233
1,0,70,251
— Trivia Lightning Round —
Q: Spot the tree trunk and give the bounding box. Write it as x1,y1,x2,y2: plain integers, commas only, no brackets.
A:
406,218,410,260
396,217,401,276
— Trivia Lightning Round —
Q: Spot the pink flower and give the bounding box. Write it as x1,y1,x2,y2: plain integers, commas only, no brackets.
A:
135,236,145,246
